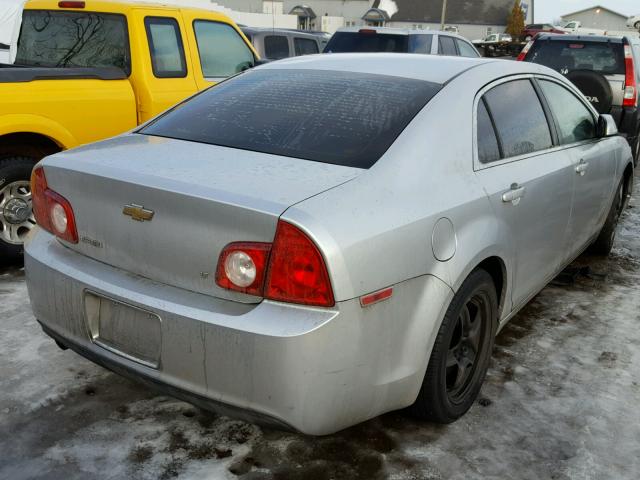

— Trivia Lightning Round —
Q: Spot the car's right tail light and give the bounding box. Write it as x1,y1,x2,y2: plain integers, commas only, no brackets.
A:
216,220,335,307
31,167,78,244
623,44,637,107
516,40,534,61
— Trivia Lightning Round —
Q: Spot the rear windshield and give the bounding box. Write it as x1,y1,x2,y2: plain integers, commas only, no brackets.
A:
16,10,130,73
323,32,409,53
525,40,625,75
140,69,441,168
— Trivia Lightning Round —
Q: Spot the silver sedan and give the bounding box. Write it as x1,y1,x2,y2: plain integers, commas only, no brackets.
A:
25,53,634,435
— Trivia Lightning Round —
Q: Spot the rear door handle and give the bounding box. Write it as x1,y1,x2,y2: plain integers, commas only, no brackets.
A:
576,159,589,175
502,184,526,204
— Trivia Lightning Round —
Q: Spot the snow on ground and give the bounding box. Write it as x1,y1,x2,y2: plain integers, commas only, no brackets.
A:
1,179,640,479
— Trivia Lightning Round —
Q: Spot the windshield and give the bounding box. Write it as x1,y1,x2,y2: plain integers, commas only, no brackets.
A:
323,32,409,53
141,69,441,169
525,40,625,75
15,10,130,73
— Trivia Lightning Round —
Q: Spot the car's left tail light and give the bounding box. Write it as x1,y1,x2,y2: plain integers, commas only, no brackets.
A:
31,167,78,244
216,220,335,307
516,40,534,61
623,44,637,107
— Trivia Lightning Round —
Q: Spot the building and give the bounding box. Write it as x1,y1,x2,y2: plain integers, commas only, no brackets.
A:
214,0,535,38
560,5,630,32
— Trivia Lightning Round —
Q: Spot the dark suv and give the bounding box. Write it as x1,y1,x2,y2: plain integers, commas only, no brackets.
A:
520,34,640,165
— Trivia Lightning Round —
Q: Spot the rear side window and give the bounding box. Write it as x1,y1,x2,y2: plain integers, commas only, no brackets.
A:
294,37,319,55
477,100,501,163
409,34,433,54
538,80,596,144
438,36,457,56
483,80,553,158
264,35,289,59
15,10,130,73
323,32,408,53
193,21,254,78
525,40,625,75
141,69,442,169
456,39,478,58
145,17,186,78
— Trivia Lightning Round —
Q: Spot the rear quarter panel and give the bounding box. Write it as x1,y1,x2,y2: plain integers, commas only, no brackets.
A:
0,78,136,148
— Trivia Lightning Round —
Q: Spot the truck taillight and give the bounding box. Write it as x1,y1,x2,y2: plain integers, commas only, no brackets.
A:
516,40,534,61
216,220,335,307
30,167,78,244
58,1,85,7
623,44,637,107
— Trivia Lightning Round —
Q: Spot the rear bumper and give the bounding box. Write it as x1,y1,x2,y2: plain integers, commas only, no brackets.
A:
25,230,452,435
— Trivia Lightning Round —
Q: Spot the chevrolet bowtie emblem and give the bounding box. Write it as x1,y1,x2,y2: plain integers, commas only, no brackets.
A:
122,204,154,222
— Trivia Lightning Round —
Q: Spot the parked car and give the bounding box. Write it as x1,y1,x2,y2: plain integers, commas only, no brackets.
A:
323,27,480,57
560,20,606,36
472,33,513,44
519,33,640,165
26,53,633,435
522,23,566,40
241,27,326,60
0,0,258,263
628,15,640,31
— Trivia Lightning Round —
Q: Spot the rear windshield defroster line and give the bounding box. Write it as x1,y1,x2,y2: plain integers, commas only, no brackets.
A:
140,69,442,169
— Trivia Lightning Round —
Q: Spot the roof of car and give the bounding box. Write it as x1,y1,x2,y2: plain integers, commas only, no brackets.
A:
241,27,322,39
333,27,474,43
257,53,550,85
535,33,626,43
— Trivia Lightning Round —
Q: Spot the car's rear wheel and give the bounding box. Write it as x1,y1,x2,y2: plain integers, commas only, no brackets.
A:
0,156,37,266
589,178,624,256
635,21,640,30
409,269,497,423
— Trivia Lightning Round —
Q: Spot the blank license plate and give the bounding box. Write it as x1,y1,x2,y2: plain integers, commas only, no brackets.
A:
84,292,161,368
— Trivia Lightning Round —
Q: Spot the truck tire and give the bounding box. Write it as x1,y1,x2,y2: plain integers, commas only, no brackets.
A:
0,156,38,266
409,269,497,423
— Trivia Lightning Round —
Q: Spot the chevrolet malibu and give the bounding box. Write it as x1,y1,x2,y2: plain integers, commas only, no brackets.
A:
25,54,634,435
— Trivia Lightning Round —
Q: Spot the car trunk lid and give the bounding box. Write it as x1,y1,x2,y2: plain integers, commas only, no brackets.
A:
41,134,362,302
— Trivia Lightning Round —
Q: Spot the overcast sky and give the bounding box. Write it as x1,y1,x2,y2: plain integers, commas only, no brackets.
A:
536,0,638,22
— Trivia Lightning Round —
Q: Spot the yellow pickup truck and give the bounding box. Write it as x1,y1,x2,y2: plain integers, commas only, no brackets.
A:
0,0,258,261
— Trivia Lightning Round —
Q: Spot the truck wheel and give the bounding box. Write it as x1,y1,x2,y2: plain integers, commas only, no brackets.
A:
589,179,624,256
0,156,37,266
409,269,497,423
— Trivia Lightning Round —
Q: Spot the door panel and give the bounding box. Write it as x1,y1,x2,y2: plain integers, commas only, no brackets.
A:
132,9,198,123
476,153,574,308
564,141,617,255
536,79,617,258
475,78,574,310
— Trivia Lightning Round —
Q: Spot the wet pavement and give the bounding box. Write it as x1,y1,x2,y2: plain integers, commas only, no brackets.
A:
1,180,639,479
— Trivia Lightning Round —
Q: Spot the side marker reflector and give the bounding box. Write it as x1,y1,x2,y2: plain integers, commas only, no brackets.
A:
360,287,393,307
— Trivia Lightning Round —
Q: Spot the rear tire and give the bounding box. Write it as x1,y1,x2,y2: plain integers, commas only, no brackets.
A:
0,156,38,266
409,269,497,423
589,179,624,256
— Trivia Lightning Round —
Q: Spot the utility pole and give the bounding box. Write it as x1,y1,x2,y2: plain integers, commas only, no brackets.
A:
440,0,448,30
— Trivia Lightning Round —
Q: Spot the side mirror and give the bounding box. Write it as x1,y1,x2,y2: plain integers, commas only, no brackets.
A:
597,114,618,138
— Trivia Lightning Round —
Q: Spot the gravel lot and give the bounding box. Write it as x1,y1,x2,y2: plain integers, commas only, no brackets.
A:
1,178,640,480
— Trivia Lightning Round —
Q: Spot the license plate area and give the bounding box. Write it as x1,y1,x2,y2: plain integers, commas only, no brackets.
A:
84,291,161,369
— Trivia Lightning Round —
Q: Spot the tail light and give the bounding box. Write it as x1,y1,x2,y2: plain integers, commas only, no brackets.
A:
58,1,85,7
358,29,377,35
30,167,78,244
216,220,335,307
215,242,271,296
623,44,637,107
516,40,534,61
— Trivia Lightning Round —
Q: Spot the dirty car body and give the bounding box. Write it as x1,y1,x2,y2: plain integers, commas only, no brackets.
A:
25,54,634,435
